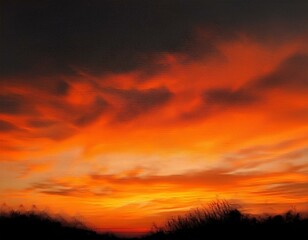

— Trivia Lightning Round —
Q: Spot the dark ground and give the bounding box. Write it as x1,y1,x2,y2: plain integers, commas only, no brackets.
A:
1,202,308,240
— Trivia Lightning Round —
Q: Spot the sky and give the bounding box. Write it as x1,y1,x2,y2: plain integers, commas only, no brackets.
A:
1,0,308,235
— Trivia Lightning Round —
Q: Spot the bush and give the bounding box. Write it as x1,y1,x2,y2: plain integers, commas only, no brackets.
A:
150,200,308,240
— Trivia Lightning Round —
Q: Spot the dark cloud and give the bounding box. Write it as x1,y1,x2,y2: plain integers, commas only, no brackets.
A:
73,97,108,126
105,87,172,122
55,80,70,95
253,54,308,91
1,78,71,97
203,88,257,107
180,87,258,121
41,95,108,127
1,0,307,77
182,53,308,122
33,124,76,141
0,120,19,132
36,79,70,96
0,94,32,115
27,119,57,128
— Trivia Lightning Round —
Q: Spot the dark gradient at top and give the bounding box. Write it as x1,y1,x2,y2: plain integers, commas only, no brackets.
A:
1,0,307,77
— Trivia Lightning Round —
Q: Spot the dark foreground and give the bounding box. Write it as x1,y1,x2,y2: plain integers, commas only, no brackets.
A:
1,202,308,240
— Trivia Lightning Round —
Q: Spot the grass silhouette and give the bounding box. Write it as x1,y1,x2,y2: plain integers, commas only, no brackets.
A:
147,200,308,239
0,206,118,240
1,201,308,240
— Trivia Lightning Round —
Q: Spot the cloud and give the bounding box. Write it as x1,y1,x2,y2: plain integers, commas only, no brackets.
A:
0,120,19,132
253,54,308,91
32,123,76,141
19,162,54,178
73,97,108,126
254,182,308,199
105,87,172,122
29,169,237,198
29,164,308,200
27,119,57,128
180,87,258,121
89,169,253,192
51,80,70,96
225,146,308,175
1,0,307,77
180,51,308,122
41,95,109,128
196,53,308,115
0,94,32,115
30,180,113,197
203,88,258,107
34,79,70,96
0,89,109,141
30,182,86,197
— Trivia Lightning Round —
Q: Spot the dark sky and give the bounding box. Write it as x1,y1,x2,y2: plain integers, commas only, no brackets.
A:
1,0,307,78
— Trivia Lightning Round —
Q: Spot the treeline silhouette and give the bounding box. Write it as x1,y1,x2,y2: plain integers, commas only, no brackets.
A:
1,201,308,240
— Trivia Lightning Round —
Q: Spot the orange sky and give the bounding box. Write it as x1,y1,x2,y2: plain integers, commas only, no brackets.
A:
1,35,308,233
1,1,308,234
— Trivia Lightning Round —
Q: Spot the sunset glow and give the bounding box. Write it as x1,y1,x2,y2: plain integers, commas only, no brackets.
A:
1,0,308,235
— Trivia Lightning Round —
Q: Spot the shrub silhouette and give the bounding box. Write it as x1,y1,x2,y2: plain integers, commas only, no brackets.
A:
0,208,119,240
1,201,308,240
148,200,308,240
